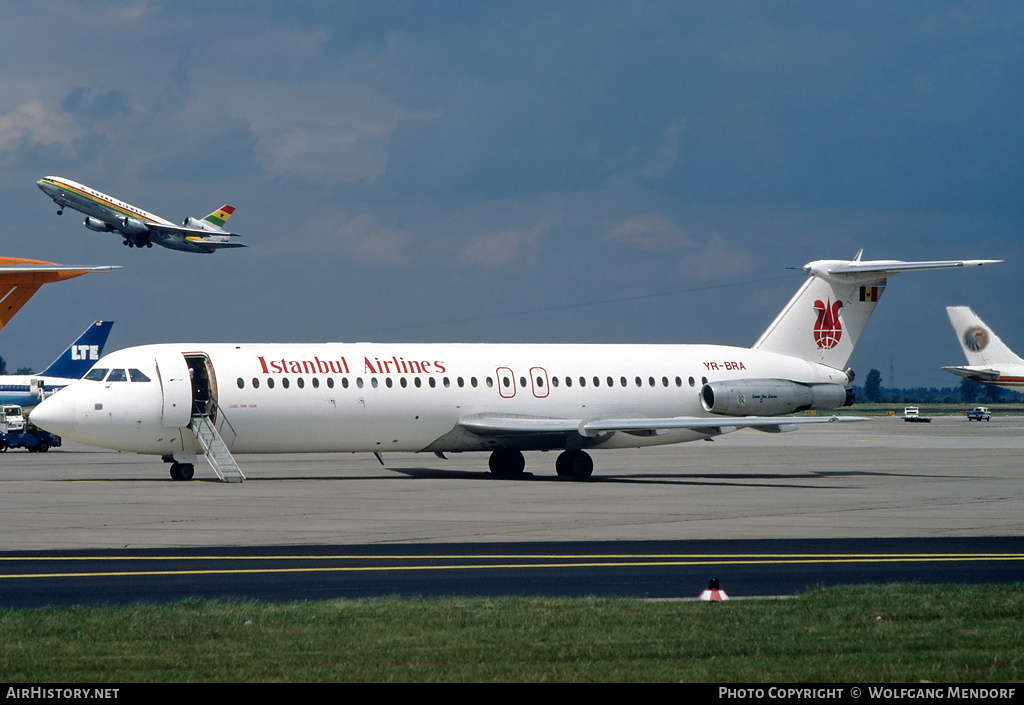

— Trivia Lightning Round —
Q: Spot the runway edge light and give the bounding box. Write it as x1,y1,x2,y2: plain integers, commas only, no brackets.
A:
699,577,729,601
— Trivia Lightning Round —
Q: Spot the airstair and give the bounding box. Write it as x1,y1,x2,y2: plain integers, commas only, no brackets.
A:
190,409,245,483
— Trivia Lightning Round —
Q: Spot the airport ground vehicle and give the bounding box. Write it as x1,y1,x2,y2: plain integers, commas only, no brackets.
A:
966,406,991,421
903,406,931,423
0,405,60,452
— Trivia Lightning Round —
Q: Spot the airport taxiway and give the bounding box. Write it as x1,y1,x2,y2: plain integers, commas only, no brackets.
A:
1,414,1021,551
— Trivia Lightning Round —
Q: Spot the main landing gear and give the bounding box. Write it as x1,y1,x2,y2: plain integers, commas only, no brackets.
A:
486,449,594,480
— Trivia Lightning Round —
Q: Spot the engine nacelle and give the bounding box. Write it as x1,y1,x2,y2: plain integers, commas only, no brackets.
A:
83,217,112,233
700,378,851,417
118,216,149,236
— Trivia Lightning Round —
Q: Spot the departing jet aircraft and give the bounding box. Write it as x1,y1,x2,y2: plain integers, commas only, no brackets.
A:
0,321,114,408
30,251,998,482
941,306,1024,391
0,257,117,332
37,176,244,254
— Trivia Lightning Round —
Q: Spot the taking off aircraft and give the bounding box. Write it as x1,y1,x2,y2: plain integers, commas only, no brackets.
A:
0,321,114,408
29,251,997,482
0,257,117,332
941,306,1024,391
37,176,244,254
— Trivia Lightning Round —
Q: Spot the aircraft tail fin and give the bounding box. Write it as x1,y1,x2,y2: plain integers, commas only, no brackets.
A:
752,251,1001,371
39,321,114,378
0,258,118,333
203,205,235,228
946,306,1023,367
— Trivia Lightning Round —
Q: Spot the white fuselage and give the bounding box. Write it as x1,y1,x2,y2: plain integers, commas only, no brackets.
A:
30,341,847,458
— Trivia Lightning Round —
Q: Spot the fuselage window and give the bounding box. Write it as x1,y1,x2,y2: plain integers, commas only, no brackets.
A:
252,378,260,389
400,377,407,388
471,377,478,388
648,377,655,387
297,377,305,389
372,378,379,388
606,376,613,387
503,376,511,388
662,377,669,387
537,376,545,388
444,377,451,388
675,376,682,387
129,369,151,382
565,377,572,387
107,369,128,382
702,376,708,385
579,377,586,387
429,377,436,388
385,378,393,388
457,377,465,388
689,377,695,387
620,376,627,387
313,378,320,389
268,378,275,389
552,377,559,387
237,378,244,390
520,376,527,388
635,376,642,387
282,377,290,389
593,376,600,387
414,377,422,388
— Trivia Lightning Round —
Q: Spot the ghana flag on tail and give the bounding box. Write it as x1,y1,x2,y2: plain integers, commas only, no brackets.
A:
203,205,236,228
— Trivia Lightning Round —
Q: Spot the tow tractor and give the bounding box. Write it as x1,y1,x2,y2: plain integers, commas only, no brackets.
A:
0,404,61,452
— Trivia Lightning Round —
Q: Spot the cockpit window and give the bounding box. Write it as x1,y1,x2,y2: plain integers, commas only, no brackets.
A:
84,368,108,382
106,369,128,382
129,369,151,382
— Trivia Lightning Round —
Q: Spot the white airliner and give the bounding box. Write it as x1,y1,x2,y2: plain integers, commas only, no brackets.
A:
29,251,998,482
0,321,113,409
941,306,1024,391
37,176,244,254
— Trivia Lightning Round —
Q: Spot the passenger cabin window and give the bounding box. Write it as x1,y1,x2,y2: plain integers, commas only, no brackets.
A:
85,368,108,382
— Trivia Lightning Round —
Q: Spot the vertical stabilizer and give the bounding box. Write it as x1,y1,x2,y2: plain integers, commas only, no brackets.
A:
946,306,1024,366
39,321,114,378
752,253,1001,371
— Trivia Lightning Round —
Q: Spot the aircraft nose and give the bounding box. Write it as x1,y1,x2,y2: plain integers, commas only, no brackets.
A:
28,392,77,438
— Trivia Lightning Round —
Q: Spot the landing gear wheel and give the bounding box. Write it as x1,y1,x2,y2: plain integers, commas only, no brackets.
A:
556,450,594,480
169,462,195,481
488,449,526,478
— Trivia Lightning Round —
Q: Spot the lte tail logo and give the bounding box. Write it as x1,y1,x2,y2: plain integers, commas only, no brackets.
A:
813,299,843,349
71,345,100,361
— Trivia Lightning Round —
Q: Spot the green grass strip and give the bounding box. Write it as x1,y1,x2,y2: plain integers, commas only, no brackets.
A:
0,584,1021,682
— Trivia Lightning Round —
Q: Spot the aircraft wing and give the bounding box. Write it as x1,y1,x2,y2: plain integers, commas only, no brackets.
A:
940,365,1002,381
145,222,242,239
458,412,866,439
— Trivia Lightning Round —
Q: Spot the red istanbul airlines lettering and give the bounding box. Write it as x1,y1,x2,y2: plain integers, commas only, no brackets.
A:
813,299,843,349
257,356,350,375
363,356,446,374
256,354,448,375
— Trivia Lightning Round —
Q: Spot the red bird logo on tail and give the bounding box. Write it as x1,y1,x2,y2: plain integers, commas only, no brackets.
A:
813,298,843,349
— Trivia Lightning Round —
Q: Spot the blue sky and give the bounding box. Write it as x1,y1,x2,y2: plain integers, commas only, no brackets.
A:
0,1,1021,388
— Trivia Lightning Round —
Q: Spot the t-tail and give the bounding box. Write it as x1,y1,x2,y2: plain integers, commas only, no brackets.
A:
941,307,1024,389
38,321,114,378
752,251,1001,371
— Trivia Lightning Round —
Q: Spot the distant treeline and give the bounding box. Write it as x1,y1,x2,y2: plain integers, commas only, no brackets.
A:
854,369,1021,404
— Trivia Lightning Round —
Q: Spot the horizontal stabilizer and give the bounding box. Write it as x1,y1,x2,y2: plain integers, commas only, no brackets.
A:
753,251,1000,371
940,366,1001,381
